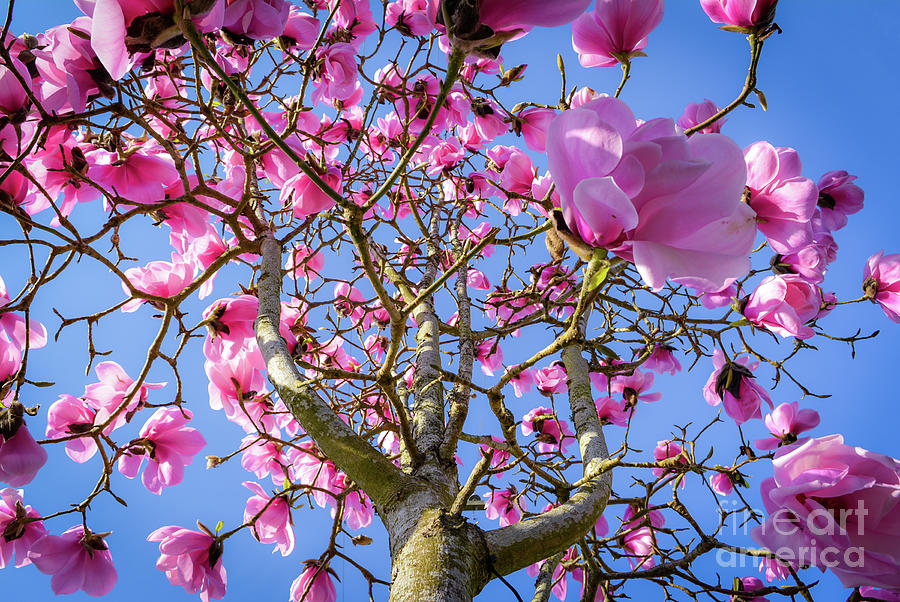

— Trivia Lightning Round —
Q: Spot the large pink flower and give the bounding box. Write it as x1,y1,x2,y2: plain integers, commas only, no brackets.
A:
702,349,772,424
82,361,166,430
0,488,47,568
117,407,206,495
521,407,575,454
223,0,290,40
546,96,756,292
243,481,295,556
743,274,822,339
816,170,864,232
744,141,818,254
45,394,99,463
751,435,900,591
148,525,227,601
699,0,777,29
290,560,337,602
754,402,820,451
29,525,117,596
863,250,900,323
484,487,526,527
121,258,196,313
0,401,48,487
572,0,664,68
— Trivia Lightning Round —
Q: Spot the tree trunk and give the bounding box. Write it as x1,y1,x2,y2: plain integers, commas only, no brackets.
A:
387,507,491,602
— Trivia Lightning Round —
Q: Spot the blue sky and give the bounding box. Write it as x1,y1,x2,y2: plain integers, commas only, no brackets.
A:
3,1,900,601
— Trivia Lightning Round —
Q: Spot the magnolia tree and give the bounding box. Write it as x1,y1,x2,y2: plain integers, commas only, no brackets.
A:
1,0,899,600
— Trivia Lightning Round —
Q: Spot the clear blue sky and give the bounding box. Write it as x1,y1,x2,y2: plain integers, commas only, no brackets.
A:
3,2,900,601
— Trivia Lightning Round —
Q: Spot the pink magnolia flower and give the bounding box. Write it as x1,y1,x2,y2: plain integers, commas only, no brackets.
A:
620,505,664,569
476,339,504,377
594,396,631,427
863,250,900,323
290,560,337,602
642,344,681,376
759,556,791,582
243,481,294,556
45,394,99,463
774,243,828,284
240,436,287,483
285,245,324,281
281,166,343,219
29,525,117,596
452,0,593,39
386,0,436,36
0,275,48,355
521,407,575,454
0,401,48,487
651,439,687,480
546,96,756,292
699,0,777,29
223,0,290,40
0,488,47,568
816,170,864,232
701,282,737,309
279,6,320,50
508,367,534,398
480,437,511,473
202,295,260,360
289,442,340,510
744,141,818,254
79,0,223,81
534,363,568,395
82,361,166,430
709,471,734,496
484,487,526,527
148,525,227,601
87,140,180,206
514,107,555,152
754,402,820,450
312,43,359,103
121,257,196,313
332,474,374,530
117,407,206,495
676,98,724,134
735,577,770,602
743,274,822,339
609,366,661,404
860,587,900,602
572,0,665,68
702,350,772,425
751,435,900,591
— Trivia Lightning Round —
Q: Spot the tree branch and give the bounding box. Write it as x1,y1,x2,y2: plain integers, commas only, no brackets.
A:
255,233,411,508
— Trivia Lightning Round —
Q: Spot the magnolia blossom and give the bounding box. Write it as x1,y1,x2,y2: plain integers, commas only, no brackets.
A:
29,526,117,596
702,350,772,424
117,407,206,495
744,141,818,254
280,166,343,219
620,505,664,569
121,258,195,313
743,274,822,339
709,471,734,496
0,402,48,487
521,407,574,454
0,488,47,568
816,170,864,231
45,394,99,463
82,361,166,430
534,363,568,394
699,0,777,29
676,98,724,133
863,250,900,323
483,487,526,527
508,367,534,398
572,0,665,67
735,577,770,602
546,96,756,292
440,0,591,49
754,402,820,450
243,481,295,556
751,435,900,591
290,561,337,602
651,439,687,479
642,344,681,376
223,0,290,39
386,0,436,36
149,525,226,601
